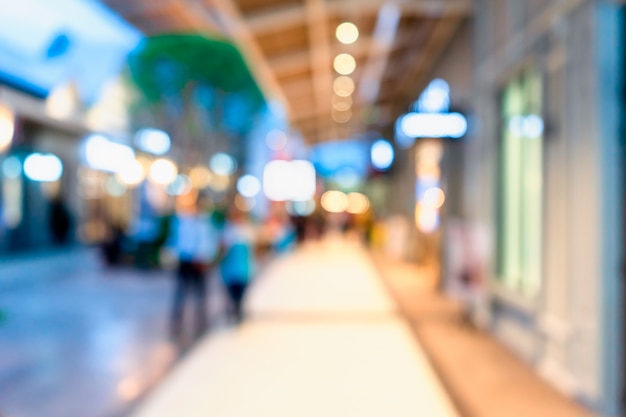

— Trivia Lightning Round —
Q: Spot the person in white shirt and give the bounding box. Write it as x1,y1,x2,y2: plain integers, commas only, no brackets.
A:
169,200,217,337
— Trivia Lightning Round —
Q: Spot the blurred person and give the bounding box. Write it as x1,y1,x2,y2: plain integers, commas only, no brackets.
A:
101,221,126,266
48,196,72,245
131,213,160,269
219,205,257,324
169,195,217,337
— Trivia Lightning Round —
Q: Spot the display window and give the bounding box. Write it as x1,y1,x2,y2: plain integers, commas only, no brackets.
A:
498,69,543,297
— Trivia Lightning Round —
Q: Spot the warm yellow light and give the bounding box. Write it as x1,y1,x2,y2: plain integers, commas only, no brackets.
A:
321,190,349,213
148,159,178,185
332,108,352,123
422,187,445,209
336,22,359,44
189,166,213,189
332,95,352,112
46,85,76,119
333,76,355,97
347,192,370,214
416,203,439,233
0,105,14,152
116,159,145,187
333,53,356,75
210,174,230,192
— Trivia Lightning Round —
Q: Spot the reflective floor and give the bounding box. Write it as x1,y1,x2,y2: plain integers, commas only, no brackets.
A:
0,250,192,417
0,238,458,417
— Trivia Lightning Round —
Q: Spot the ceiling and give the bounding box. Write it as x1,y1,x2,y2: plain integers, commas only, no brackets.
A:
102,0,471,143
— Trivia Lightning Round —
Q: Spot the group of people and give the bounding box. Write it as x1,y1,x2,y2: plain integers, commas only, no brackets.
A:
168,196,257,338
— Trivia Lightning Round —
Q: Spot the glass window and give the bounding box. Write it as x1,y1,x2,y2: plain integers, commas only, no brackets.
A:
498,70,543,297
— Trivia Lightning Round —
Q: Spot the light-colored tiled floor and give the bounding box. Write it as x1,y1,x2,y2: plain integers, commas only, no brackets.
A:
133,238,459,417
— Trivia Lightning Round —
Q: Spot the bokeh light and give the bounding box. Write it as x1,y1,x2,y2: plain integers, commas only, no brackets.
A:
371,139,394,171
416,203,440,233
333,53,356,75
210,175,230,192
265,129,288,151
134,128,171,155
263,160,316,202
116,159,145,187
189,166,213,189
332,95,352,112
210,153,237,176
332,108,352,123
347,192,370,214
2,156,21,179
23,153,63,182
321,190,349,213
0,105,14,152
82,134,135,173
422,187,445,209
333,76,355,97
237,175,261,198
336,22,359,44
149,159,178,185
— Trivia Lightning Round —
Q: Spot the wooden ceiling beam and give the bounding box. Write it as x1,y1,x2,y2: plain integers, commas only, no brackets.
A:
245,0,471,34
306,0,335,140
245,4,307,34
268,39,370,77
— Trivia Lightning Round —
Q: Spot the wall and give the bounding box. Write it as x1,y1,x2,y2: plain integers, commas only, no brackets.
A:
466,0,624,414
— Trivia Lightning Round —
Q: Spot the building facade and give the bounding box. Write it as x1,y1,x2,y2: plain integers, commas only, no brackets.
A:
461,1,625,415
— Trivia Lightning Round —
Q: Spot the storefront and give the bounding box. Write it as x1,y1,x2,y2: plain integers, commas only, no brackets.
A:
463,1,625,415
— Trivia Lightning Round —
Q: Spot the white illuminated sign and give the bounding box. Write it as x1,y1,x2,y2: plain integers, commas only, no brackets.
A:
399,78,468,140
414,78,450,113
263,160,316,202
24,153,63,182
508,115,544,138
135,128,171,155
82,134,135,173
400,113,468,139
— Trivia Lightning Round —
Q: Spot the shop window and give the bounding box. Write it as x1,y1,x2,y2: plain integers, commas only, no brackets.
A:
498,70,543,297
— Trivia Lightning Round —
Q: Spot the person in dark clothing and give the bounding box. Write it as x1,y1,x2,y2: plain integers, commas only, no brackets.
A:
49,197,72,245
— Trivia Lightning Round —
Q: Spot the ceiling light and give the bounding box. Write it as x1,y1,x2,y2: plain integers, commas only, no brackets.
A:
333,76,355,97
333,53,356,75
332,108,352,123
332,95,352,112
336,22,359,44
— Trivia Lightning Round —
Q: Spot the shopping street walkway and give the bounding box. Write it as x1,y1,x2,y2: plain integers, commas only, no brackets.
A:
373,255,599,417
132,237,459,417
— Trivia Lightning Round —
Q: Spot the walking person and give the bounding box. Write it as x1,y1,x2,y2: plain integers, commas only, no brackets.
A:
169,197,217,338
219,206,257,324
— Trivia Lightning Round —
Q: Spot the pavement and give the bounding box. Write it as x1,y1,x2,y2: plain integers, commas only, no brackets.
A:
131,237,459,417
0,238,598,417
372,254,599,417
